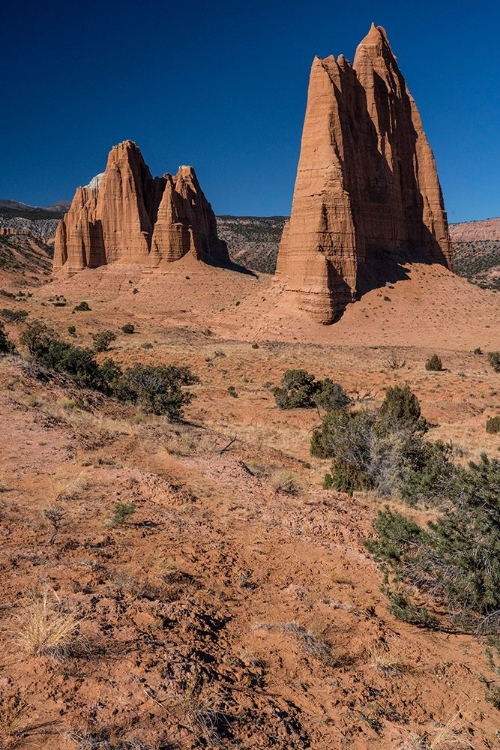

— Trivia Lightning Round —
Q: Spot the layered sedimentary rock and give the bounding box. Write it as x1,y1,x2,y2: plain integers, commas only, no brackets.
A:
277,24,453,323
53,141,228,273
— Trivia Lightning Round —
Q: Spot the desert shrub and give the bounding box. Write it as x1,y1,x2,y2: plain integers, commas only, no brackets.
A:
425,354,443,371
386,350,406,370
73,301,91,312
273,370,349,412
20,319,120,392
252,342,259,349
92,330,116,352
323,473,334,489
474,347,483,355
313,378,350,412
385,589,439,629
488,352,500,373
115,363,198,419
227,385,238,398
273,369,318,409
0,322,15,355
19,320,198,416
378,384,424,430
486,416,500,434
121,323,135,334
37,341,104,389
367,455,500,628
311,409,376,493
20,319,55,356
0,308,28,323
399,439,455,506
68,325,76,336
110,501,136,526
311,385,455,500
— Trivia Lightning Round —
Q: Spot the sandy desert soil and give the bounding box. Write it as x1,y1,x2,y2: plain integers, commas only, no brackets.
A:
0,260,499,749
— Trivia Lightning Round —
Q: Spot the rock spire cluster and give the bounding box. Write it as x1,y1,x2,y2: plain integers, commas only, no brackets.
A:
277,24,453,323
54,141,228,273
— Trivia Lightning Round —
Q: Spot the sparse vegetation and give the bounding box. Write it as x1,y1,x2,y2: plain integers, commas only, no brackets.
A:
73,301,91,312
20,320,116,391
270,470,300,495
486,416,500,434
109,501,136,526
273,369,349,412
312,385,454,501
386,349,407,370
425,354,443,371
19,320,197,419
43,505,67,544
92,329,116,352
453,238,500,290
367,454,500,629
0,307,28,323
488,351,500,373
0,321,16,354
13,590,81,657
115,363,199,419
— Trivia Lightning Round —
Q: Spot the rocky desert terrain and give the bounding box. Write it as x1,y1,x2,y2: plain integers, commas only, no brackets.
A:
0,255,499,749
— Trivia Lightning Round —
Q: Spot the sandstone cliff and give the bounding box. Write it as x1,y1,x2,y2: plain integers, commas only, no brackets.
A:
277,24,453,323
53,141,228,273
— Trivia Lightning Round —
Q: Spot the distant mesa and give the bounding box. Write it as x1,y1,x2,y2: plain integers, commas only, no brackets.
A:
276,24,453,324
54,140,229,274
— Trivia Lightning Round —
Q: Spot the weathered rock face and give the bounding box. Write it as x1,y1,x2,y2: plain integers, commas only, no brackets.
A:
276,24,453,323
53,141,228,273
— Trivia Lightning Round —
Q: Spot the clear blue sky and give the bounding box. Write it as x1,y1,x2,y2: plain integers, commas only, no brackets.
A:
1,0,499,222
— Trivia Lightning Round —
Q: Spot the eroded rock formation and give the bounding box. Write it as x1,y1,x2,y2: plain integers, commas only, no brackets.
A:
277,24,453,323
54,141,228,273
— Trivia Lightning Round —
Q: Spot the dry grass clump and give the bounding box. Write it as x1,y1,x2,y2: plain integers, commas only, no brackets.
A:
54,471,90,502
369,648,414,676
0,693,29,741
282,622,336,666
164,430,200,456
69,729,152,749
181,675,230,746
270,470,301,495
12,590,82,657
428,708,475,749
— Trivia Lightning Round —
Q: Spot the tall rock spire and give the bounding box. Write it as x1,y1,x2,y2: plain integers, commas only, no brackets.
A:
54,141,228,273
276,26,453,324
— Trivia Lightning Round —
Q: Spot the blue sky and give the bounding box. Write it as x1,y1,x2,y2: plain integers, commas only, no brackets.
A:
1,0,499,222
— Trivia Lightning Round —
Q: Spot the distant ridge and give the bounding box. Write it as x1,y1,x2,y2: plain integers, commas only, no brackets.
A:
0,199,70,215
450,217,500,290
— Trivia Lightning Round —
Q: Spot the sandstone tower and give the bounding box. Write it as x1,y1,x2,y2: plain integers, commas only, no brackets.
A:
276,24,453,323
54,141,228,274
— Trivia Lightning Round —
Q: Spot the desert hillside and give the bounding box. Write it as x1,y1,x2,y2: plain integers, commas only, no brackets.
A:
450,219,500,290
216,216,287,274
0,259,499,748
